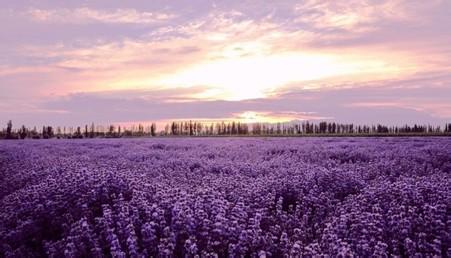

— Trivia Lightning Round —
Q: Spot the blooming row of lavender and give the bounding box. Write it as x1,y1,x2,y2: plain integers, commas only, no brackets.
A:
0,137,450,257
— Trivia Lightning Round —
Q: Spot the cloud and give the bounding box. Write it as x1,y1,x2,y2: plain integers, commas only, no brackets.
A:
232,111,329,123
5,6,446,104
294,0,440,32
2,2,451,127
28,8,174,25
7,11,301,97
2,73,444,127
290,0,450,52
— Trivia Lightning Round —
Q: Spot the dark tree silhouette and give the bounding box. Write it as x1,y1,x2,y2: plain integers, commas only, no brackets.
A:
5,120,13,139
151,123,157,137
19,125,27,139
90,123,95,138
1,120,450,140
74,126,82,138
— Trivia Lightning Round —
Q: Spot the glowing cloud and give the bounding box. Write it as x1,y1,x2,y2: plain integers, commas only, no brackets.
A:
158,50,408,100
1,1,450,126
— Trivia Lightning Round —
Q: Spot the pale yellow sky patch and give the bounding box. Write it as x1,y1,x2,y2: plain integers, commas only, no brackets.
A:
155,49,413,100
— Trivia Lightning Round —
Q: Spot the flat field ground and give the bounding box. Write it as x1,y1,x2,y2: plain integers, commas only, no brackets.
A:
0,137,450,257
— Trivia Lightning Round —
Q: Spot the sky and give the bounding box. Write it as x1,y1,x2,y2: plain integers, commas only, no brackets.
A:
1,0,451,128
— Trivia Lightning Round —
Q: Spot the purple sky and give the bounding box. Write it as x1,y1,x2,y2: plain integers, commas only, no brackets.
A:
1,0,451,127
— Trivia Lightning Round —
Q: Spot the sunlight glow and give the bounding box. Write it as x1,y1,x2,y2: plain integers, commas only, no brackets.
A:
233,111,326,124
158,52,398,100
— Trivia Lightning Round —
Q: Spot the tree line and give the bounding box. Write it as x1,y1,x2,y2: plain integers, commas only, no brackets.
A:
1,121,157,139
2,120,451,139
162,120,451,136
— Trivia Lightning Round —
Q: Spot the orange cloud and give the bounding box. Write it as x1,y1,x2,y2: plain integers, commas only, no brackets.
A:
7,7,448,104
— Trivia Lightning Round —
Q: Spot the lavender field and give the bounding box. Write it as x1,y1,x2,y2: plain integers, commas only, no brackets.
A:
0,138,450,257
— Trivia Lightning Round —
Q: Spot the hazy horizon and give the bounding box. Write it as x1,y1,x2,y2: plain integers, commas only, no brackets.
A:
1,1,451,127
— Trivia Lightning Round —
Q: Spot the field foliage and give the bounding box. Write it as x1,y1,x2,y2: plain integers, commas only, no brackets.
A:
0,138,450,257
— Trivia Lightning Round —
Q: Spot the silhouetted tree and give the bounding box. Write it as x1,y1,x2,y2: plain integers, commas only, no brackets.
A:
171,122,177,135
6,120,13,139
3,120,451,140
19,125,27,139
138,124,144,136
150,123,157,137
42,126,48,139
74,126,82,138
108,125,115,137
444,123,451,133
31,127,39,139
47,126,54,138
90,123,95,138
189,121,194,136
